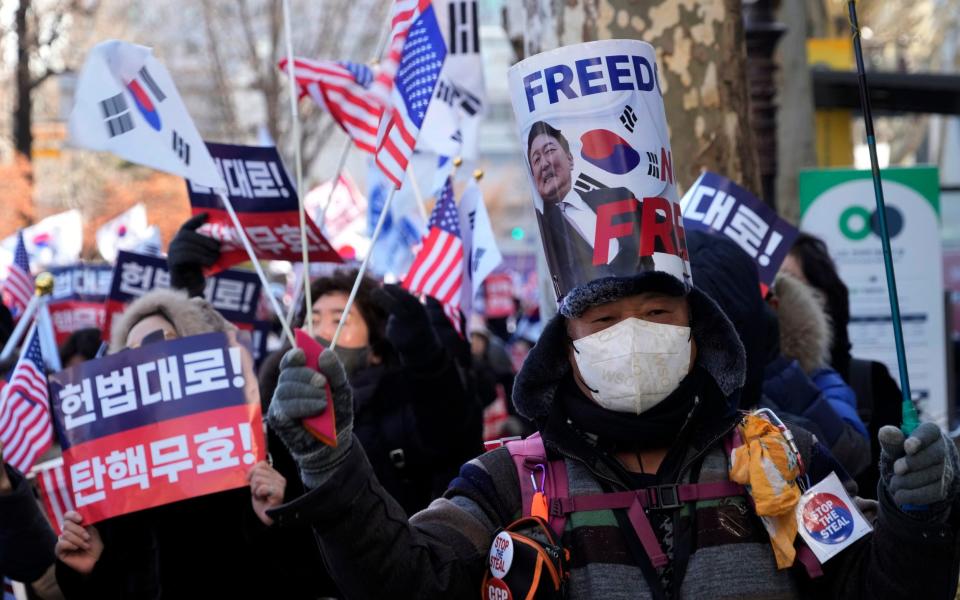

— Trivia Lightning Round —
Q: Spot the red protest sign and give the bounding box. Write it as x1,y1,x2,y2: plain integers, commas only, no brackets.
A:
484,273,515,319
49,332,265,524
186,142,342,273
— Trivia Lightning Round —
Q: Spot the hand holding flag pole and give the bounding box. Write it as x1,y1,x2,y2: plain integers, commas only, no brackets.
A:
848,1,920,434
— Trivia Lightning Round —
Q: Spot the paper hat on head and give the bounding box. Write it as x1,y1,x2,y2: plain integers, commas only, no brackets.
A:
508,40,692,317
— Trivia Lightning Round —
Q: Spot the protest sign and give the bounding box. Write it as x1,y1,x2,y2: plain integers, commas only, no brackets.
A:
508,40,691,301
186,143,341,272
799,166,947,427
680,171,799,287
49,332,265,523
104,251,263,337
484,273,515,319
47,264,114,344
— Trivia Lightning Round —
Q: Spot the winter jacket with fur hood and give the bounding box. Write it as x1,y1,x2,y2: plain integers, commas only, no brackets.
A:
57,289,321,599
270,286,960,599
687,231,870,479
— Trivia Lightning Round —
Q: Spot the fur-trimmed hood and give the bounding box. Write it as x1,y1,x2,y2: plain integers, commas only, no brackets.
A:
109,288,235,353
512,286,746,423
773,273,831,374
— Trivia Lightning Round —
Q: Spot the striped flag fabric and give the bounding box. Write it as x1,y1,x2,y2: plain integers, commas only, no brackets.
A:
368,0,431,105
375,0,447,188
281,57,383,154
403,178,463,334
0,327,52,474
1,231,33,319
30,457,75,535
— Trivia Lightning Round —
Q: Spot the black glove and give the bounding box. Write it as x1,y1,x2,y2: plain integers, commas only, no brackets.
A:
267,348,354,489
879,422,960,513
424,296,470,367
371,285,440,369
167,213,220,297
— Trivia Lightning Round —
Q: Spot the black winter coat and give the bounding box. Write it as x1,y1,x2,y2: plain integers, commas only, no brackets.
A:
1,465,56,588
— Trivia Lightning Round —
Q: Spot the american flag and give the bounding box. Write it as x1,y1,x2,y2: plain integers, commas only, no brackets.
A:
281,57,383,154
0,328,52,474
2,231,33,319
375,0,447,188
369,0,432,105
30,458,74,535
403,178,463,334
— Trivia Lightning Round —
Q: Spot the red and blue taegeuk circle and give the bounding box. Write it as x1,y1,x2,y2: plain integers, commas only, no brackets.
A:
579,129,640,175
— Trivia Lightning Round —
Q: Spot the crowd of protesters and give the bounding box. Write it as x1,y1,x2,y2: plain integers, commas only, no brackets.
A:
0,212,958,599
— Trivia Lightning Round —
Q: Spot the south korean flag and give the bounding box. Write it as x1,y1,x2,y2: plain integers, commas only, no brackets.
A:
68,40,224,188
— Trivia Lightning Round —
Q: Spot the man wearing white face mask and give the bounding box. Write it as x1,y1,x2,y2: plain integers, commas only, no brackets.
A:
262,37,960,599
263,258,960,598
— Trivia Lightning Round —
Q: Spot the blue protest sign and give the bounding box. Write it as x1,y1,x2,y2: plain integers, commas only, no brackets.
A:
680,171,799,286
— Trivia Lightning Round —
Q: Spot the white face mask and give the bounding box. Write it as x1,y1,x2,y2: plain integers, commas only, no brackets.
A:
572,317,692,415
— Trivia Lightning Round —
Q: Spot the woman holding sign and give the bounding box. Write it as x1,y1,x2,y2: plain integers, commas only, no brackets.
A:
53,289,319,599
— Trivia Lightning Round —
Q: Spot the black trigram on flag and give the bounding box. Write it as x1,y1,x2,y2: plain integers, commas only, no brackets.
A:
646,152,659,178
458,87,482,116
472,247,486,274
100,93,134,137
138,66,166,102
435,81,482,116
620,106,638,133
448,0,479,54
172,131,190,165
573,172,609,194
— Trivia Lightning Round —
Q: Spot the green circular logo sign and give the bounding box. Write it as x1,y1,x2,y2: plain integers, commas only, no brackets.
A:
839,206,872,240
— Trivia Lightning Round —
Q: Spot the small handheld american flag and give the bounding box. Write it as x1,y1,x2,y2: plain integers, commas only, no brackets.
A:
402,178,463,335
1,231,33,320
0,327,52,474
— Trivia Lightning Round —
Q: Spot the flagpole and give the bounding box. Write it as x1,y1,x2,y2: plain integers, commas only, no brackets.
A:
217,190,296,346
0,295,39,363
406,163,430,222
848,1,919,434
281,0,315,338
317,136,354,231
330,186,398,349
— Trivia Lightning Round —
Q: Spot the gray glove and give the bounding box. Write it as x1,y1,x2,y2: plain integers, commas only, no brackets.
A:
267,348,354,489
879,422,960,509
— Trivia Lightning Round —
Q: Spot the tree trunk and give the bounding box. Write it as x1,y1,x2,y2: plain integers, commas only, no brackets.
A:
773,0,816,223
506,0,762,196
14,0,33,161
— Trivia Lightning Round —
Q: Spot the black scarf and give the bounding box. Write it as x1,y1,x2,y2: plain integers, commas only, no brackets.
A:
558,366,716,449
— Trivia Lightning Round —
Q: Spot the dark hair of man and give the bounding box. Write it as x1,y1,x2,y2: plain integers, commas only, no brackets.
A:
526,121,570,160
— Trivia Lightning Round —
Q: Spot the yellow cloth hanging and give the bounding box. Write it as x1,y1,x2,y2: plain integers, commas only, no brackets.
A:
729,413,802,569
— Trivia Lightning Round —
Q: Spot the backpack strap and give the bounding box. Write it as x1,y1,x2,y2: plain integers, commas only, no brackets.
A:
505,433,570,537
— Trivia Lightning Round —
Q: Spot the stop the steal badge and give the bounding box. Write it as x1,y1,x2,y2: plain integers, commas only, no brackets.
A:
796,472,872,562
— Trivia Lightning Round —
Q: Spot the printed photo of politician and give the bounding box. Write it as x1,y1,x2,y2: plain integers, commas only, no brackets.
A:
525,120,649,298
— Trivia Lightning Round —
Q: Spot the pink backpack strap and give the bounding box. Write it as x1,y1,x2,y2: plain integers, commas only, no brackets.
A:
505,433,570,536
